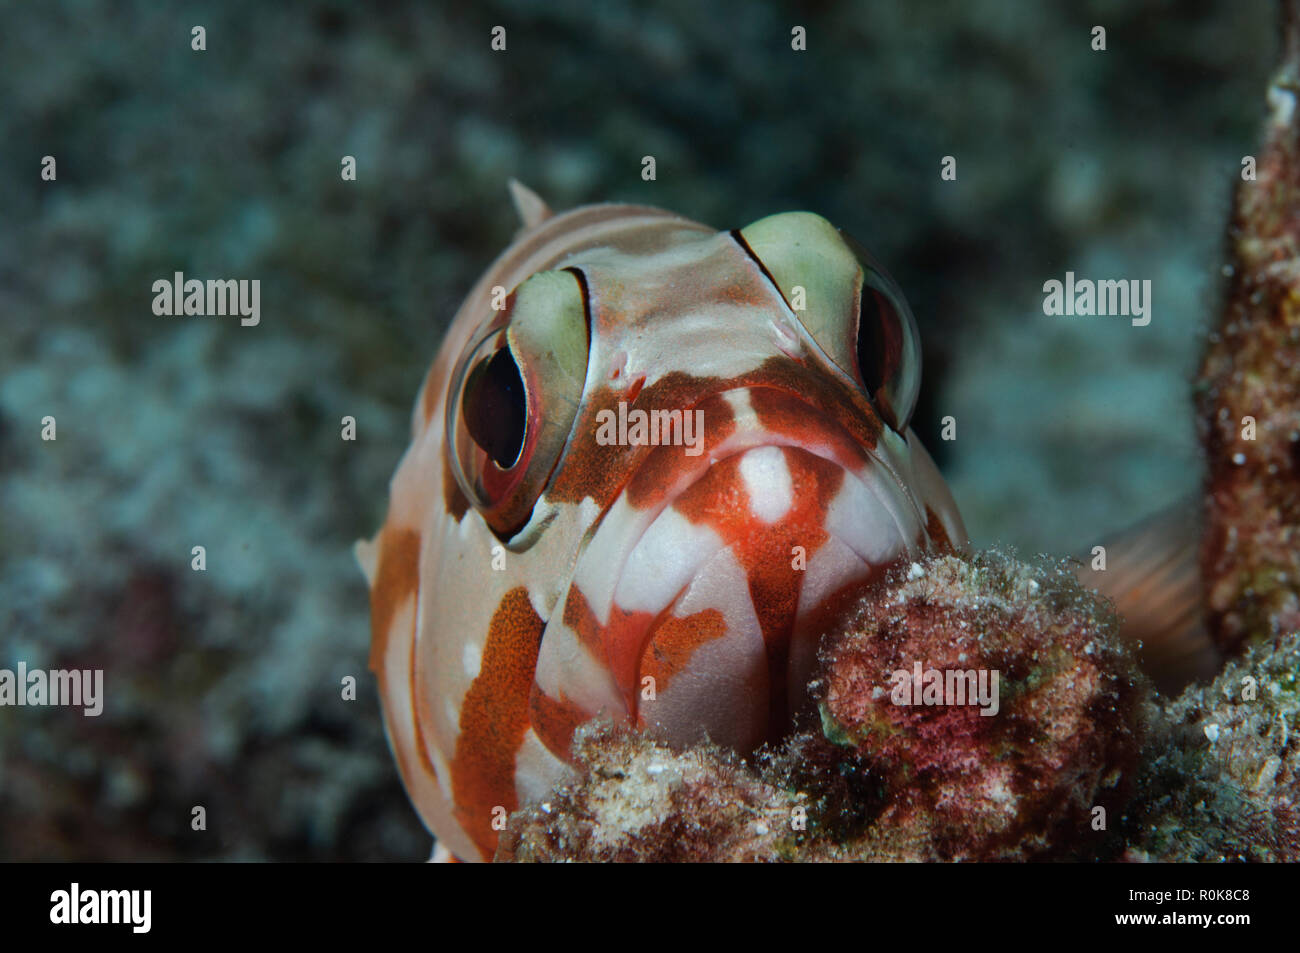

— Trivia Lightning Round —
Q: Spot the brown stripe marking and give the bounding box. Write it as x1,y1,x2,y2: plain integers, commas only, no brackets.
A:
528,683,591,762
368,526,422,673
625,390,737,510
442,450,470,522
546,358,877,516
563,582,652,711
638,608,728,697
747,383,877,467
924,505,954,554
561,584,615,663
367,525,440,794
421,365,442,427
547,371,733,511
673,447,845,741
450,586,546,860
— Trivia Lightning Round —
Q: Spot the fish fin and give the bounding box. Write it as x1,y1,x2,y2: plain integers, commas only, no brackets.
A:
1076,499,1220,695
354,536,378,587
429,840,460,863
508,179,553,229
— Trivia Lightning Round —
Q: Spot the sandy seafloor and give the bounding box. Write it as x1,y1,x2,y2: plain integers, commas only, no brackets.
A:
0,0,1278,859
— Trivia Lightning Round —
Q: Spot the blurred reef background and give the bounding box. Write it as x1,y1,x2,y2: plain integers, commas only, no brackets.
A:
0,0,1279,859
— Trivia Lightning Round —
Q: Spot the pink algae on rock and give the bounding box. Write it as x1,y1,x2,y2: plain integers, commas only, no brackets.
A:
804,551,1149,860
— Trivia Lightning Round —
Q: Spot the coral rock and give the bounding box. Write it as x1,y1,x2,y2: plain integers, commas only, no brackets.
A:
809,552,1150,860
496,723,797,862
1197,0,1300,653
1129,631,1300,861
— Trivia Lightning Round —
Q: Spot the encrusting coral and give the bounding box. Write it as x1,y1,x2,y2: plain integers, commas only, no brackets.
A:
800,553,1148,860
1197,0,1300,655
495,725,796,863
1127,632,1300,862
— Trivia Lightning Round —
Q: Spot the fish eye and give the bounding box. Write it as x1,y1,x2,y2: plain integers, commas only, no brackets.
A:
841,233,921,433
463,345,526,469
448,268,590,538
734,212,921,434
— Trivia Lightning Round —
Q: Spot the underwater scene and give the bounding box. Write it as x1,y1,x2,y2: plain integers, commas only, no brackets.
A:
0,0,1296,886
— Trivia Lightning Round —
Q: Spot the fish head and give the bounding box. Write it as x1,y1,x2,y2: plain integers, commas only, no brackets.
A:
364,200,967,859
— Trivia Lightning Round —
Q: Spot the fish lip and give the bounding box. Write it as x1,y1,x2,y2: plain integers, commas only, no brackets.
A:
603,382,923,600
664,382,925,533
653,429,917,567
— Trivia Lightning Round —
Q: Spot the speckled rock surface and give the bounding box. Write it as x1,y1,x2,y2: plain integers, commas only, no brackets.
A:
809,552,1147,860
497,723,796,863
1197,0,1300,656
1128,632,1300,862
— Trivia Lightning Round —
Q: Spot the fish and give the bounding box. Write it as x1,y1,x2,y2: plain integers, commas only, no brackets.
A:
357,183,968,861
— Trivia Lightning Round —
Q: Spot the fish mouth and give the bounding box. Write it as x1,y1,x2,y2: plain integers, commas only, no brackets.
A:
578,384,925,750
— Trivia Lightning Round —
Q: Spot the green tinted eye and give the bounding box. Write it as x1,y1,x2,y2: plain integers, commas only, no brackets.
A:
843,232,921,433
736,211,921,433
448,268,590,538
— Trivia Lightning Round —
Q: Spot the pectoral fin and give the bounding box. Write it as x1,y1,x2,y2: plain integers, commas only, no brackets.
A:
354,536,378,587
1076,500,1220,695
